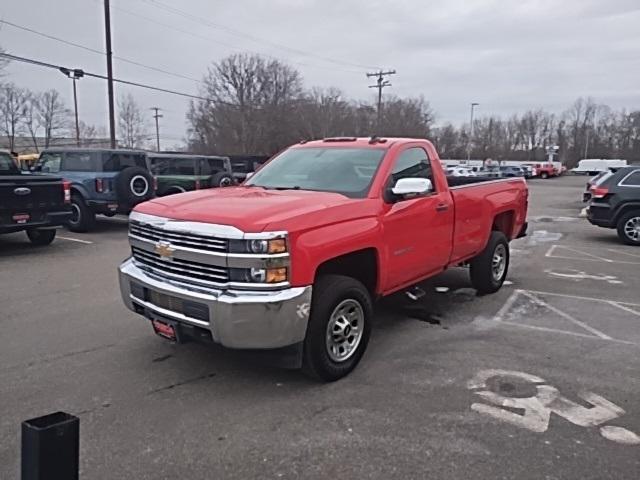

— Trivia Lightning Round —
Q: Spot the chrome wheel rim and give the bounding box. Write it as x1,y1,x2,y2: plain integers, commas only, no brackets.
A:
70,203,81,224
624,217,640,241
326,299,364,363
130,175,149,197
492,244,507,281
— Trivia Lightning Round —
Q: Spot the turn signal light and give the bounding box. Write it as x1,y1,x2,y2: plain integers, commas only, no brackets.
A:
268,239,287,254
266,268,287,283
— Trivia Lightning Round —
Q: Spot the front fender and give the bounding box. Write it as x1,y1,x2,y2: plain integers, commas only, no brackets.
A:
289,217,381,286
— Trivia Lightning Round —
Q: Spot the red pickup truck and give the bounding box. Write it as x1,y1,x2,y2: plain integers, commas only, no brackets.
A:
119,138,528,381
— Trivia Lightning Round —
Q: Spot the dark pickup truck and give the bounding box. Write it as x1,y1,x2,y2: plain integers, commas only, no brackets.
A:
0,150,72,245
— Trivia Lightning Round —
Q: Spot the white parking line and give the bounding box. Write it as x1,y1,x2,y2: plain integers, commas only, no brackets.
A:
526,290,640,307
519,290,612,339
57,236,93,245
500,322,638,346
608,301,640,317
545,244,640,265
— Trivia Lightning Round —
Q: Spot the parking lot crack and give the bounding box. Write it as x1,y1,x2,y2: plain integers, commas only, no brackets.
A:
147,372,217,395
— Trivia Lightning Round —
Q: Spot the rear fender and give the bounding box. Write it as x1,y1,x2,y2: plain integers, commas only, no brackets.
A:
613,202,640,224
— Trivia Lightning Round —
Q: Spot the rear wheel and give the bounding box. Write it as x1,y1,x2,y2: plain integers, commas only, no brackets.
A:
67,194,95,233
540,172,549,179
26,228,56,246
211,171,234,187
470,231,510,294
302,275,372,382
616,211,640,246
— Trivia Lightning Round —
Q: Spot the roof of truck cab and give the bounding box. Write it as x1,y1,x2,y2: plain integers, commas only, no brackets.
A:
295,137,433,148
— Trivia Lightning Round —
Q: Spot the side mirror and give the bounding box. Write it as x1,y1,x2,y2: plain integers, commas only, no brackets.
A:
391,177,433,197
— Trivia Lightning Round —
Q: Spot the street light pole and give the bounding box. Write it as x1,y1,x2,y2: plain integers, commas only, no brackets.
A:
72,77,80,147
467,102,479,161
59,68,84,147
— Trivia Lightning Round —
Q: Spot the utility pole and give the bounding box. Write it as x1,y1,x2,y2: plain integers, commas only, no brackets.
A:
59,68,84,147
104,0,116,148
151,107,163,152
467,102,479,161
366,70,396,131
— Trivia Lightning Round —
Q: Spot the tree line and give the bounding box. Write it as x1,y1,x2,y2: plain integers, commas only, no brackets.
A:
188,54,640,167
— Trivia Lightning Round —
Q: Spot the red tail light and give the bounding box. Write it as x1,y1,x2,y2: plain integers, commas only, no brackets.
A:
153,176,158,192
63,180,71,204
195,178,201,190
95,178,104,193
590,186,609,199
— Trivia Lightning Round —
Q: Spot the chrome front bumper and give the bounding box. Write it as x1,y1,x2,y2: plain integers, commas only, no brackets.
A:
118,258,312,349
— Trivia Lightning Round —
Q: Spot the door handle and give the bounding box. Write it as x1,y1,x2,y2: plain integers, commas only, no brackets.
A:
435,203,449,212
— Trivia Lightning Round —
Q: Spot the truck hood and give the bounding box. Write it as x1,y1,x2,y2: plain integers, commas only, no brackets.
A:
134,186,371,232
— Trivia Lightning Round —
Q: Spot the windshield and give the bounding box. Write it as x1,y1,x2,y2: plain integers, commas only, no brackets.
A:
0,153,20,174
245,147,386,198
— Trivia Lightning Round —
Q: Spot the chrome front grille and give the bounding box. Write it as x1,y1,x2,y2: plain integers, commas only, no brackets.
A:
132,246,229,286
129,221,228,253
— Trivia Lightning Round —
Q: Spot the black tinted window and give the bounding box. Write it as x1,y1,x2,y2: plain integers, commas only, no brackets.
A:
64,152,96,171
150,157,195,175
103,153,147,171
390,148,434,187
0,153,19,174
621,170,640,186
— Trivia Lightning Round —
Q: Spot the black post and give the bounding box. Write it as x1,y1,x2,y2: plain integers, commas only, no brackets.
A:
72,78,80,147
104,0,116,149
22,412,79,480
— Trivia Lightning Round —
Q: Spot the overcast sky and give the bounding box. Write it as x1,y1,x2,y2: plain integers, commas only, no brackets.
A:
1,0,639,148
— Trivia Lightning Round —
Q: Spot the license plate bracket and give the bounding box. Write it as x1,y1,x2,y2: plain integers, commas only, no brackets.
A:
151,318,179,341
12,213,30,224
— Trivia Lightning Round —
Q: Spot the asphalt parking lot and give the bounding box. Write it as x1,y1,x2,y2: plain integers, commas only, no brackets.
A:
1,175,639,479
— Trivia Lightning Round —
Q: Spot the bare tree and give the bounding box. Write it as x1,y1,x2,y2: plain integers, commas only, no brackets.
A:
24,93,41,152
0,83,28,151
37,89,69,148
117,93,147,148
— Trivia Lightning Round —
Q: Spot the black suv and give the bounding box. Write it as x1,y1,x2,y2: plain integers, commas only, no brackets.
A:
33,149,154,232
587,166,640,245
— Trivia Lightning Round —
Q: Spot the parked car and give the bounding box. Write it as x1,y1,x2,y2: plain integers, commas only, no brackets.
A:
148,153,234,196
478,165,502,178
1,149,72,245
520,164,536,178
582,169,619,202
33,149,155,232
446,166,477,177
118,137,528,381
587,166,640,245
499,166,526,178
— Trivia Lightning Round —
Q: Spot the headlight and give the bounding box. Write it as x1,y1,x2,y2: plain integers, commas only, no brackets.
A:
229,238,287,254
229,267,288,284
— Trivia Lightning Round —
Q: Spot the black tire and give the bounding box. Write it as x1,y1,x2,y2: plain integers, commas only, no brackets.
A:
616,211,640,246
26,228,56,246
540,172,549,179
67,194,96,233
211,171,234,187
470,231,510,294
302,275,373,382
115,167,154,207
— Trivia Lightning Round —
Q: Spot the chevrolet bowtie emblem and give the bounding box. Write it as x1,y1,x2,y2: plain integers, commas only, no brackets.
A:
154,241,175,259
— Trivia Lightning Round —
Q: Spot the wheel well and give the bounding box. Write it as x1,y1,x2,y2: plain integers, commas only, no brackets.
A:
615,204,640,224
315,248,378,295
70,186,84,199
492,211,515,238
165,186,187,195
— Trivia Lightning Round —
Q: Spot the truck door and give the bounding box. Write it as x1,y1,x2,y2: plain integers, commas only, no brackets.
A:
381,146,454,289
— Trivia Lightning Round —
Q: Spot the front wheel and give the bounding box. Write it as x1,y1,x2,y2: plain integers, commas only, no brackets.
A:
540,172,549,179
302,275,372,382
470,231,510,294
616,211,640,246
26,228,56,246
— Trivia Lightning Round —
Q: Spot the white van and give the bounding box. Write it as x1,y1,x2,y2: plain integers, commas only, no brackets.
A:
572,159,627,175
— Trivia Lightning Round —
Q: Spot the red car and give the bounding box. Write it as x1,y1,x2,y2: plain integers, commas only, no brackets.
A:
119,137,528,380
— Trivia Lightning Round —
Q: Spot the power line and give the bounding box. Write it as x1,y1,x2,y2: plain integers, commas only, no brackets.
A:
0,52,243,107
142,0,380,70
0,19,202,84
107,1,365,75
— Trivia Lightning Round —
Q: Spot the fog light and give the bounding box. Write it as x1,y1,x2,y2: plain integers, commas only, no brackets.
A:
266,267,287,283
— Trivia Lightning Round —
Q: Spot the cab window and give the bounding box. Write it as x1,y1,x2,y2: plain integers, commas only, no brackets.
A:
63,152,96,171
38,152,63,173
389,147,435,190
